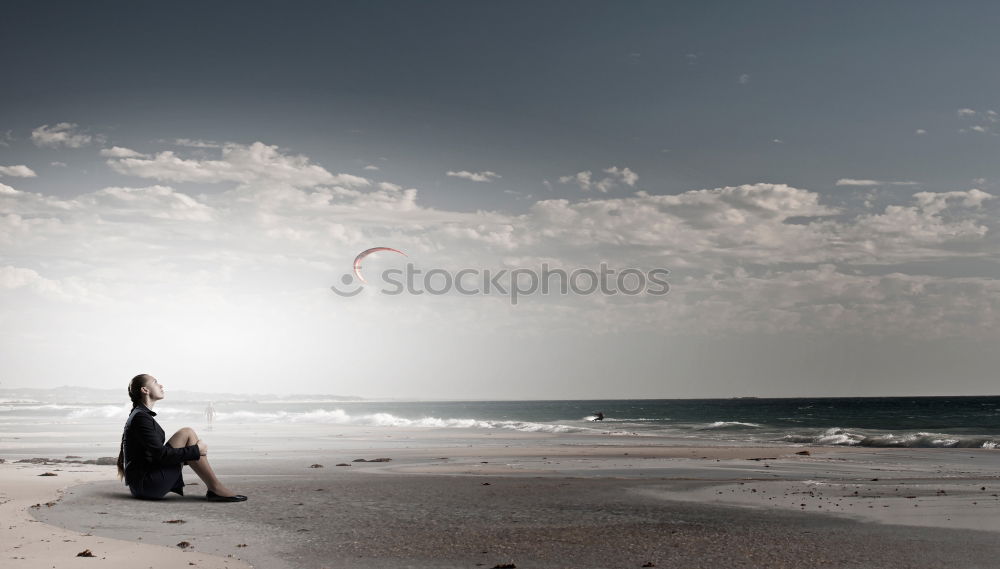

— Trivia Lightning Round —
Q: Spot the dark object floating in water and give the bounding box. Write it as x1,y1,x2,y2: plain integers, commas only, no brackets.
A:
352,457,391,462
177,541,192,549
76,549,96,557
592,411,604,421
492,564,516,569
335,463,351,466
163,519,186,524
65,455,82,459
309,463,323,468
796,450,811,456
39,472,58,476
643,563,657,568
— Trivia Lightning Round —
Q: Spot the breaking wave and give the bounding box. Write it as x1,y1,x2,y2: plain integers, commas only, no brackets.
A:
212,409,595,433
697,421,762,430
0,403,603,433
783,427,1000,449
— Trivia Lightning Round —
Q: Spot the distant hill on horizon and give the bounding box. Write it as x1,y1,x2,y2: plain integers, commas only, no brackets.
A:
0,385,365,404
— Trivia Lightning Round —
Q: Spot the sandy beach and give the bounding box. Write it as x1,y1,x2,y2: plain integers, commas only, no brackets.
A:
0,460,253,569
7,429,1000,568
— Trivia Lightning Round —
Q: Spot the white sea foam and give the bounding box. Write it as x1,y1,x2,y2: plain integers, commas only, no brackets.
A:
698,421,762,430
212,408,594,433
783,427,1000,448
66,405,131,419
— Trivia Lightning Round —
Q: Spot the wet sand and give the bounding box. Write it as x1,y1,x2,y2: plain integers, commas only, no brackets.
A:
22,438,1000,569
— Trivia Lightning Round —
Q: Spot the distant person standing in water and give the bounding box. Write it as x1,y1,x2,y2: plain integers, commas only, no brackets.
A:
205,401,216,430
116,374,246,502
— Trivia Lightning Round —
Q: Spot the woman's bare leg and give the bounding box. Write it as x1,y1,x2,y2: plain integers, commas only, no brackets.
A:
167,427,237,497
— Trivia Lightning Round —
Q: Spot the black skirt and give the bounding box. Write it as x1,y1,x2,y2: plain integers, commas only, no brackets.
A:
128,445,186,499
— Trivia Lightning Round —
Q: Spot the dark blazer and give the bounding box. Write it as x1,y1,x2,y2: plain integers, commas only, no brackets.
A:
121,404,200,487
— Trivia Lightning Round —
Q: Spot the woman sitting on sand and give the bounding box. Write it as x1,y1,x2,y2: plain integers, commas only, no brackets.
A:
116,373,247,502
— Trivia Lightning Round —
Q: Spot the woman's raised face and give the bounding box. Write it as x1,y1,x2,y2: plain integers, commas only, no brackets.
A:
143,376,166,401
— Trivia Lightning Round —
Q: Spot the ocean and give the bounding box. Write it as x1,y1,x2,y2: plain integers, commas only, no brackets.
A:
3,395,1000,450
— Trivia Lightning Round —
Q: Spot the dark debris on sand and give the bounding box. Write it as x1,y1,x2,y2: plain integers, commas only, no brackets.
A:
17,456,117,465
76,549,95,557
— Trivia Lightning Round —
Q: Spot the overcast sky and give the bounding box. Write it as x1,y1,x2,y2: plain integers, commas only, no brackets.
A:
2,1,1000,398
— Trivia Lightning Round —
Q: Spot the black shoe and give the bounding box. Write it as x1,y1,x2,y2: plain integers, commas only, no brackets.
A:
206,490,247,502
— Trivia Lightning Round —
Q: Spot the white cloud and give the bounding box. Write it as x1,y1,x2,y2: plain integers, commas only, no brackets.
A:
956,109,995,134
89,185,215,221
446,170,501,182
772,138,784,144
739,73,750,84
31,122,96,148
0,165,37,178
50,161,67,167
107,141,370,188
915,129,927,135
836,178,918,187
558,166,637,193
0,265,80,302
100,146,147,158
914,188,992,212
5,137,1000,350
172,138,221,148
363,165,380,171
605,166,638,187
836,179,881,186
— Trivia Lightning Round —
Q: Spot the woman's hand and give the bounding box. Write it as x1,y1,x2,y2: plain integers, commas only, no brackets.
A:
197,439,208,456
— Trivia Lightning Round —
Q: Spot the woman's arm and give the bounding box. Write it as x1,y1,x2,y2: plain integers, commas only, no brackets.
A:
127,413,201,468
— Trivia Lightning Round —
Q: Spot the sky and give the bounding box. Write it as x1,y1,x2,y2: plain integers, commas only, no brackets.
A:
2,1,1000,399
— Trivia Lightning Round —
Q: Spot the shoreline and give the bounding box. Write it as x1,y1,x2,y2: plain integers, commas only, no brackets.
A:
18,438,1000,569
